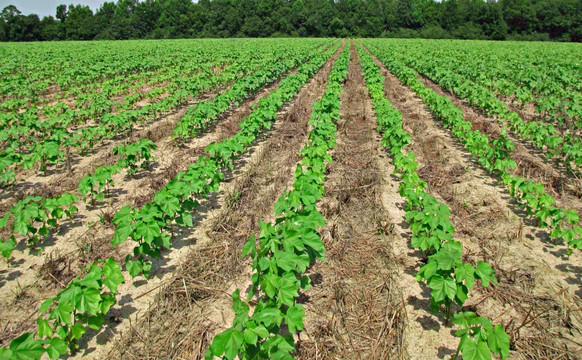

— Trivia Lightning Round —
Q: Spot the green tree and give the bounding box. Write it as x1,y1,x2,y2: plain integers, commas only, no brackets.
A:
441,0,462,31
39,16,58,40
241,16,264,37
501,0,536,33
65,5,94,40
157,0,194,38
56,4,67,22
396,0,423,29
1,5,21,20
328,17,346,37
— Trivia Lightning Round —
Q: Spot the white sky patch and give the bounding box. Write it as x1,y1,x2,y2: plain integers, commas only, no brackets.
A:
0,0,107,18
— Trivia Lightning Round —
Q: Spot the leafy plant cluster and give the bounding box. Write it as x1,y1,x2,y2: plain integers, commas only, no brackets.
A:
0,258,125,360
112,42,341,279
0,40,258,112
389,44,582,176
0,40,338,359
173,42,335,141
205,43,350,360
0,138,157,261
365,41,582,253
392,41,582,133
0,193,78,259
78,138,157,204
1,40,331,117
0,74,199,185
356,42,509,360
0,40,333,187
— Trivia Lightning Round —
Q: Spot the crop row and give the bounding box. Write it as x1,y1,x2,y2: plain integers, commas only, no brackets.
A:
1,40,315,111
173,40,338,141
2,56,225,114
357,42,509,360
0,42,331,187
373,40,582,175
379,40,582,133
363,41,582,254
0,41,341,360
0,138,156,260
205,42,350,360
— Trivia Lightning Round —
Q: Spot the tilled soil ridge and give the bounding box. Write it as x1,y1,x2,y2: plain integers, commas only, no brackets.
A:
296,41,412,360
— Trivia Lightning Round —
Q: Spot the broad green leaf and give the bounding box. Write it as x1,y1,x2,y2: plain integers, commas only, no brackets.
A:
255,307,283,327
71,322,86,340
428,274,457,302
475,261,497,287
46,338,67,359
461,338,492,360
285,304,305,334
210,329,243,360
39,298,55,313
242,235,255,258
77,288,102,315
8,333,45,360
126,259,143,278
487,324,510,360
100,294,116,315
103,258,124,293
112,221,132,246
36,318,53,338
0,237,16,258
433,241,462,270
54,301,74,325
87,314,105,330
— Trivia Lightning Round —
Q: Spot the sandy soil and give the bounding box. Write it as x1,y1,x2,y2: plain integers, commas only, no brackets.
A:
0,61,295,349
297,41,411,360
363,42,582,359
2,40,581,360
97,42,346,360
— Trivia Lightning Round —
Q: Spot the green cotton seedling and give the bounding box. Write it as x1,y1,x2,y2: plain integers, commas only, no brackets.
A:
406,195,454,253
0,258,124,360
78,138,156,206
113,138,157,176
417,243,498,316
38,259,123,352
502,174,581,250
78,164,123,205
0,194,78,258
453,312,510,360
488,128,515,172
21,141,64,175
0,152,20,186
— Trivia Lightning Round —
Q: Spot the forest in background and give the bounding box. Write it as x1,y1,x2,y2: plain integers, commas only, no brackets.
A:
1,0,581,42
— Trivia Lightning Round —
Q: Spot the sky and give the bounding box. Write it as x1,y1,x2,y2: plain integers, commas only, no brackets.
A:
0,0,107,17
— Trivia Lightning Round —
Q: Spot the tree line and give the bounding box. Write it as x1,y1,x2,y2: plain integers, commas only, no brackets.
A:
1,0,581,42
